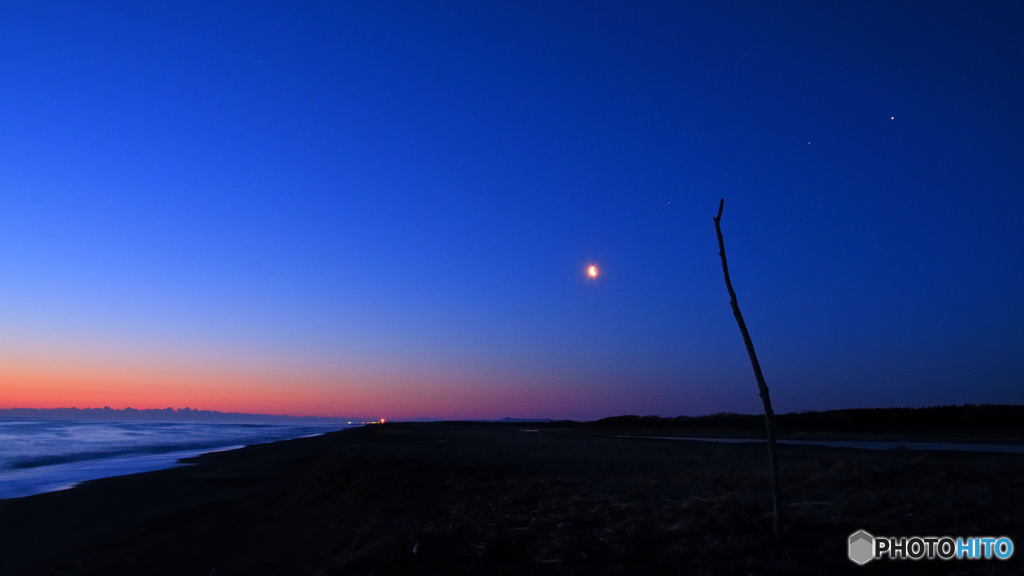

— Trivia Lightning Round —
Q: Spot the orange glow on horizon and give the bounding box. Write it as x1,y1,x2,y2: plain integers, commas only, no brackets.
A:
0,351,651,421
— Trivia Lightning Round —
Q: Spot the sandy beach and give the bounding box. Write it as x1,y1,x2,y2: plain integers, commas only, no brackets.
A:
1,421,1021,575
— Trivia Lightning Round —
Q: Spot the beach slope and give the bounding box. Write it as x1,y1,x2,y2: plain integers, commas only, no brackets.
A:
1,422,1021,575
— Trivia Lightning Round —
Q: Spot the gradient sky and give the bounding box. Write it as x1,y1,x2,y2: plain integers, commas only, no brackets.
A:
1,1,1022,420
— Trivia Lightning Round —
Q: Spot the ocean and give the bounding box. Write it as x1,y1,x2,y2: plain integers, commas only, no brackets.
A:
0,418,351,499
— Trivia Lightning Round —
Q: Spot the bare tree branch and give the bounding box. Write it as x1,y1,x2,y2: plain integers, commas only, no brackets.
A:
713,198,784,536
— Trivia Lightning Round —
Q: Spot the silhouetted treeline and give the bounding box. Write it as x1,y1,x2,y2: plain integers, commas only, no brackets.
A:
588,405,1024,438
0,407,355,424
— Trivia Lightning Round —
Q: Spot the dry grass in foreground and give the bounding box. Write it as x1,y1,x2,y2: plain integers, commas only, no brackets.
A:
1,422,1021,575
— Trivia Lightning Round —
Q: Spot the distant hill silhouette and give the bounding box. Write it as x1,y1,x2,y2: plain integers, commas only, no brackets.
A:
586,405,1024,438
0,407,357,424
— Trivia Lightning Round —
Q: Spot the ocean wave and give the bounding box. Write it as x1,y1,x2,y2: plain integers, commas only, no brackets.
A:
0,419,349,499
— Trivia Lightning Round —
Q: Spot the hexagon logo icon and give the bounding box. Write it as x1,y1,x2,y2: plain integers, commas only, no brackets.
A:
848,530,875,565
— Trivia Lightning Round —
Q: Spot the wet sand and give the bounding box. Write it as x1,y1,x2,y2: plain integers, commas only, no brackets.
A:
1,422,1021,575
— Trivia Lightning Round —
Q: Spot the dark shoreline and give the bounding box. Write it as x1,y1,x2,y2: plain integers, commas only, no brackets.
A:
1,421,1022,575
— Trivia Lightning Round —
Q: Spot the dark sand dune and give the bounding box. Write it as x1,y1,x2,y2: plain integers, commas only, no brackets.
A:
1,422,1021,575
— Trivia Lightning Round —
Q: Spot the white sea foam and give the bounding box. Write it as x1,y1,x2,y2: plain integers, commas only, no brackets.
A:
0,419,350,499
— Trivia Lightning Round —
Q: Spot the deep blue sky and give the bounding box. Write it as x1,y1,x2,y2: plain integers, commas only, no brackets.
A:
1,1,1021,419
